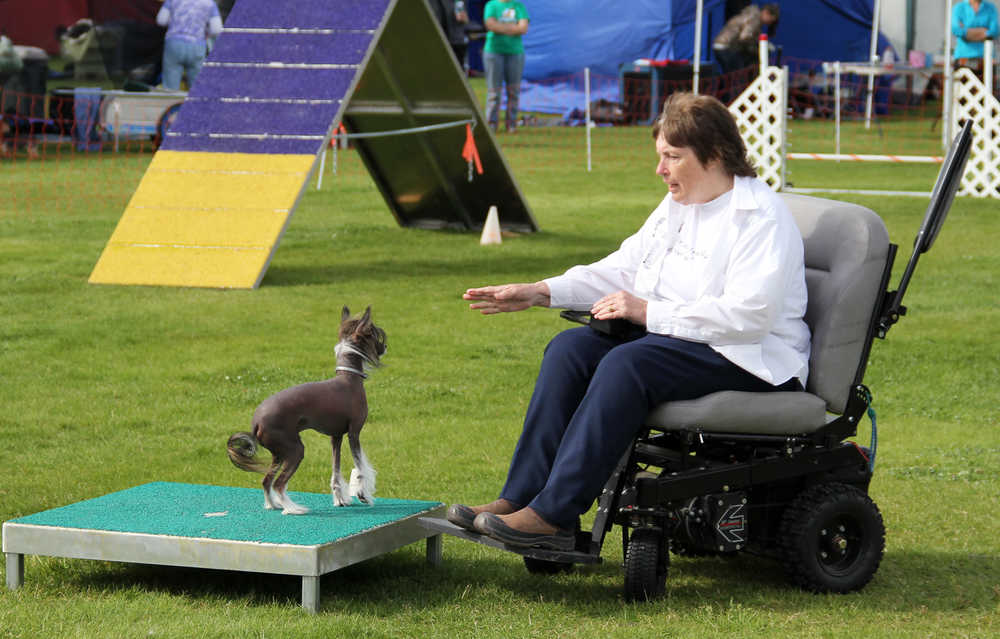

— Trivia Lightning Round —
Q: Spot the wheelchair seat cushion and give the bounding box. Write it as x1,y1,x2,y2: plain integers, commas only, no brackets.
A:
643,193,890,437
645,390,829,435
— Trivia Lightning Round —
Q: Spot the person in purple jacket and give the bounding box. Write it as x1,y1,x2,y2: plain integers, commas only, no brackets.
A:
157,0,223,90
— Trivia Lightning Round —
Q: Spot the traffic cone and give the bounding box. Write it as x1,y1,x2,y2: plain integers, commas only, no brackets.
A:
480,205,502,245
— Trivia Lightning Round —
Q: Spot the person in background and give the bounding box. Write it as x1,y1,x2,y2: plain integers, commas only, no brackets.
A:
448,93,809,550
482,0,529,132
725,0,752,21
157,0,223,90
952,0,999,71
0,33,42,159
429,0,470,72
712,2,779,74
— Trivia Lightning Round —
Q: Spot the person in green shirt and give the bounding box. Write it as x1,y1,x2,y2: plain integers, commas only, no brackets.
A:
483,0,530,132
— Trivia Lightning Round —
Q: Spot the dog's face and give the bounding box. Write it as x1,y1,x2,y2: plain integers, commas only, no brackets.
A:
339,306,387,366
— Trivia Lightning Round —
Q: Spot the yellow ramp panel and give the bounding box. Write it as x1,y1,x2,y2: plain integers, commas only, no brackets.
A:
108,207,291,247
90,244,272,289
89,151,316,289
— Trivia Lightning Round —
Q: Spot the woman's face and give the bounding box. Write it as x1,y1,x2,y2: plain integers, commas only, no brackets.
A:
655,135,715,205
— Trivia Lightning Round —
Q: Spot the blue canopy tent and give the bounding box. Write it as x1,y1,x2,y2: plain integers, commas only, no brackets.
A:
518,0,725,116
523,0,724,80
774,0,893,66
514,0,893,117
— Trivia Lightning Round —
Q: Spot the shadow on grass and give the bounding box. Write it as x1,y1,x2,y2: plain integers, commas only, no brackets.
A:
56,546,999,614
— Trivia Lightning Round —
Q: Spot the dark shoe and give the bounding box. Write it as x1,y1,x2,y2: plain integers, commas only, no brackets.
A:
445,504,479,531
473,512,575,551
446,499,518,532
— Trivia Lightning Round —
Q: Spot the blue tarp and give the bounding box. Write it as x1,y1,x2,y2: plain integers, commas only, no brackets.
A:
775,0,893,66
515,0,893,116
522,0,725,81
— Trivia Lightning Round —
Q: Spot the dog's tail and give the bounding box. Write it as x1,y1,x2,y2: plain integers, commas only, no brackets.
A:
227,431,269,473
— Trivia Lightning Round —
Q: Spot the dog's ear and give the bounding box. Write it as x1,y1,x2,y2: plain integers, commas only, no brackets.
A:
341,306,350,322
360,306,372,325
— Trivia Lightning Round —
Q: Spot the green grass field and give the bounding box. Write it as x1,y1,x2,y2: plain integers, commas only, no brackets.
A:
1,98,998,638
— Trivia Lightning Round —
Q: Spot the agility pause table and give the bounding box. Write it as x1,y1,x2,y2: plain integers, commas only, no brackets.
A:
3,482,445,612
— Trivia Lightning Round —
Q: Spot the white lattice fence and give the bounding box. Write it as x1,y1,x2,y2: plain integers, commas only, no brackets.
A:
730,66,787,190
952,68,1000,198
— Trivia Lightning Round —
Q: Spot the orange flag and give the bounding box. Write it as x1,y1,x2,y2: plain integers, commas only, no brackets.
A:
461,123,483,175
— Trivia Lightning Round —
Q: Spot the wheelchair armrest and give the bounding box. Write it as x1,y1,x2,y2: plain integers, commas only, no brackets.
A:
559,309,644,339
559,309,591,325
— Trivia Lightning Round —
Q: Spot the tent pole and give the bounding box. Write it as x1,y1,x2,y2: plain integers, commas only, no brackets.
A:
693,0,703,95
943,1,953,149
865,0,882,130
585,67,592,172
835,62,842,160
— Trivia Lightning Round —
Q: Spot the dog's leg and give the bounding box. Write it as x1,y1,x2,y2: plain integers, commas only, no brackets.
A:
274,439,309,515
347,432,376,506
330,434,350,507
262,456,283,510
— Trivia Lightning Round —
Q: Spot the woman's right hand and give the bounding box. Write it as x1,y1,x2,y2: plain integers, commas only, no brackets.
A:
463,282,550,314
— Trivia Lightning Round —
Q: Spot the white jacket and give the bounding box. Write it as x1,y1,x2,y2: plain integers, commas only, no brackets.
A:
545,176,810,385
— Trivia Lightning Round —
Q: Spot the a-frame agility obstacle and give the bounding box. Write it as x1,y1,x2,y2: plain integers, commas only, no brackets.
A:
89,0,536,289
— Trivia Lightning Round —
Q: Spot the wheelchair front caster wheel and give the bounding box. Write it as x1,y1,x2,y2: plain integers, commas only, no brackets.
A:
623,527,668,602
779,482,885,593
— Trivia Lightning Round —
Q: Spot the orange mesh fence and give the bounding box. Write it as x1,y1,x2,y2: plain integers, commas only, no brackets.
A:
1,88,160,213
4,59,980,213
783,56,948,159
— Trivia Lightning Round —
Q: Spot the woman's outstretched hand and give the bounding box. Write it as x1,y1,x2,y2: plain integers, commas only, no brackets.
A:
464,282,551,314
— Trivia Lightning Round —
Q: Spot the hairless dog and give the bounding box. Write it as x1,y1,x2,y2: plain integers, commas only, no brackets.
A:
227,306,387,514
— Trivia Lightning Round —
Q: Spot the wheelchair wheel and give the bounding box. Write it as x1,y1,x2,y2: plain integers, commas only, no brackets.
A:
623,527,668,602
779,482,885,593
523,556,573,574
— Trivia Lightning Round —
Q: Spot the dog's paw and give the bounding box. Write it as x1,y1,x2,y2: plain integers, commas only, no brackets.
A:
332,488,351,507
348,468,363,495
264,490,282,510
349,468,376,505
282,504,310,515
352,488,375,505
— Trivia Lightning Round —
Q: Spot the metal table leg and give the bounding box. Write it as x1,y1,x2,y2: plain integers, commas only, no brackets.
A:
301,575,320,613
6,553,24,589
425,533,442,566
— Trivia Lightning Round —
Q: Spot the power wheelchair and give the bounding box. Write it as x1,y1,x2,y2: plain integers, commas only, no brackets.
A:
421,121,973,601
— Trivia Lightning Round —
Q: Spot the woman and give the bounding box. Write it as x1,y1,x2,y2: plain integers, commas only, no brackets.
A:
952,0,999,71
450,93,810,551
157,0,223,90
482,0,529,132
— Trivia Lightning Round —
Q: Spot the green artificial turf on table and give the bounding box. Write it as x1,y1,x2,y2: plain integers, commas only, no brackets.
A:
10,482,442,546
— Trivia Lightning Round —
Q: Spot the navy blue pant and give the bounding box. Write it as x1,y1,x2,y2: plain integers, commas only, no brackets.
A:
499,327,796,530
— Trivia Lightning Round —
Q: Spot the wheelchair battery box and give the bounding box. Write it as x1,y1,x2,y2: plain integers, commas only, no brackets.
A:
684,492,748,553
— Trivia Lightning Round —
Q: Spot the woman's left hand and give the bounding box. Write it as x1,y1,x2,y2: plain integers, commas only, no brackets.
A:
591,291,647,325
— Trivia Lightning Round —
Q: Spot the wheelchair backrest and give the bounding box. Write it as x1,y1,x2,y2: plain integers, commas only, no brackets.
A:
781,194,891,414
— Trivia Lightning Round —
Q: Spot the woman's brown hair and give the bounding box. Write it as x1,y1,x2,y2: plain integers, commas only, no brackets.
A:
651,92,757,177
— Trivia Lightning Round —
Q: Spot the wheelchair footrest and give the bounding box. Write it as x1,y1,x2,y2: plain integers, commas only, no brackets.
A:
418,517,602,564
